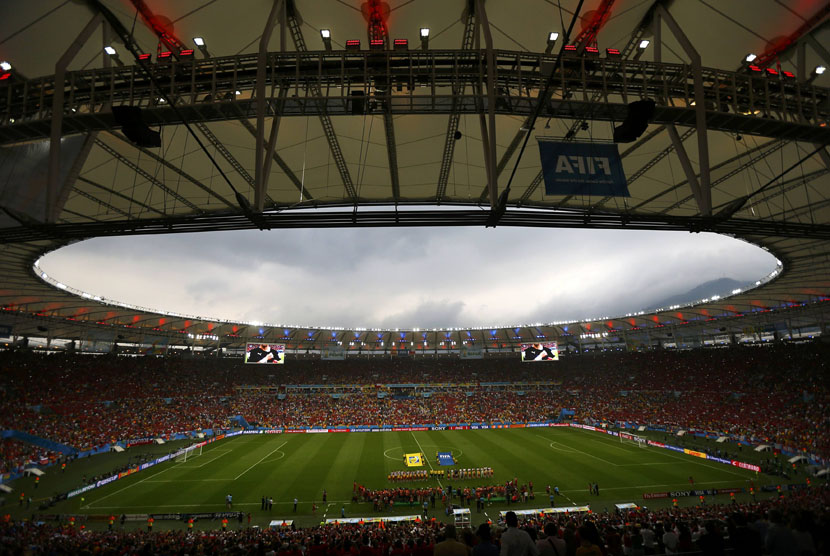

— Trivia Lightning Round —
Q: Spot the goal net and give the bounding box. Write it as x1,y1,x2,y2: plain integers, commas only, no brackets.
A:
175,444,203,463
619,432,648,448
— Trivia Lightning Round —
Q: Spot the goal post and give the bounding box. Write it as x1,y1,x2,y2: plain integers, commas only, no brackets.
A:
619,432,648,448
175,444,203,463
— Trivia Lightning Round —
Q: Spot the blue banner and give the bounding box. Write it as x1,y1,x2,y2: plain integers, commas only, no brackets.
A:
438,452,455,466
538,141,628,197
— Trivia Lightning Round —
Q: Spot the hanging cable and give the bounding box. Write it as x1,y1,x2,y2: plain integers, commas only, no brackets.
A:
85,0,267,228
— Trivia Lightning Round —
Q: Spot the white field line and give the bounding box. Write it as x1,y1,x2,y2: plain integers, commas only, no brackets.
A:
565,428,750,478
535,434,618,467
86,461,183,509
186,448,233,468
234,441,287,480
580,437,635,453
410,431,442,488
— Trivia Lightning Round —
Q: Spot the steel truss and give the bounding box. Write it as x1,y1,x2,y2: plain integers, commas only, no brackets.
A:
1,49,828,144
2,206,830,244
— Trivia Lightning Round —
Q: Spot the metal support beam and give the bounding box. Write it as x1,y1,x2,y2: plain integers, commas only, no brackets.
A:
661,139,789,214
436,0,477,202
254,0,284,212
631,138,783,212
236,113,311,200
94,140,202,212
285,0,356,202
194,121,256,187
476,0,498,208
76,176,167,216
510,1,659,207
47,13,103,223
106,131,237,209
382,111,400,202
54,132,98,221
816,144,830,171
666,124,708,215
804,34,830,71
655,5,711,215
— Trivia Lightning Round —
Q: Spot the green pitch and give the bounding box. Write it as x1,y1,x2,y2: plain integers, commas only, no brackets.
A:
9,427,775,529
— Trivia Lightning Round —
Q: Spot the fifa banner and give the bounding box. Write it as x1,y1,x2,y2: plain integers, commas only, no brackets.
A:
245,343,285,364
538,140,629,197
521,342,559,362
460,345,483,359
404,453,423,467
321,345,345,360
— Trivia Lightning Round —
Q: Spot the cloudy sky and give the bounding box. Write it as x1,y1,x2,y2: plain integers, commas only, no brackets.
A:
39,227,778,328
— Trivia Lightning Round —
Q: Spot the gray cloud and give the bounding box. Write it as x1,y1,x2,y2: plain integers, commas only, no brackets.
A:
38,228,779,328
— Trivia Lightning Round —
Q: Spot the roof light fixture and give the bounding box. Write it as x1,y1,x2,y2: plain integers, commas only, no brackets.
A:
545,31,559,54
0,61,11,71
420,27,430,38
320,29,332,51
638,39,650,49
193,37,205,46
816,65,826,75
745,53,757,62
104,46,117,55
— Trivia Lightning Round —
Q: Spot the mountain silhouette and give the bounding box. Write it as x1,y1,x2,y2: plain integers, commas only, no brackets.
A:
647,278,752,311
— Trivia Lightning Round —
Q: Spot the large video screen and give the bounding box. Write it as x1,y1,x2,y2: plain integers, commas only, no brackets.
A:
520,342,559,362
244,343,285,364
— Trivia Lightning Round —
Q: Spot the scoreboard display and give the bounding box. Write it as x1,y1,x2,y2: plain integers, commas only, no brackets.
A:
520,342,559,362
244,343,285,364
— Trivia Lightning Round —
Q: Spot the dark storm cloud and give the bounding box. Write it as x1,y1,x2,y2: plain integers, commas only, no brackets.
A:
38,228,779,328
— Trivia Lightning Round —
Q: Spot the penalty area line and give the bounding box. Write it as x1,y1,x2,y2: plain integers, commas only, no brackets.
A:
235,441,288,480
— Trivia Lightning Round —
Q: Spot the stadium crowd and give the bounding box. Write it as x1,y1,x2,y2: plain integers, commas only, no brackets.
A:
0,486,827,554
0,343,828,475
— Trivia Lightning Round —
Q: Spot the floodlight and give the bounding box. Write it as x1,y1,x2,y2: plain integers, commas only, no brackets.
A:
420,28,430,38
638,39,650,49
320,29,331,39
548,32,559,42
0,61,10,71
816,65,826,75
104,46,117,55
193,37,205,46
745,53,757,62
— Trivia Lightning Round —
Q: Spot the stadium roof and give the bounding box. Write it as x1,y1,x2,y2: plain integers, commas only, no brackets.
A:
0,0,828,350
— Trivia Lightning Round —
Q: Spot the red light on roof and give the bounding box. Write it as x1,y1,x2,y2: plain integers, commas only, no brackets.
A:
748,65,762,72
564,44,577,51
394,39,408,45
158,51,172,59
0,73,9,81
138,53,151,61
370,39,383,46
782,70,795,78
765,67,778,75
606,48,620,55
346,39,361,51
180,49,194,56
585,46,599,53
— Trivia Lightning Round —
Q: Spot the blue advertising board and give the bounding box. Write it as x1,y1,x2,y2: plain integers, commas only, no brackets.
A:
538,140,629,197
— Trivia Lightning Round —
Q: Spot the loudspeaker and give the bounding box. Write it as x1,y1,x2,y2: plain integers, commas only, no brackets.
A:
350,91,365,115
112,106,161,148
613,99,655,143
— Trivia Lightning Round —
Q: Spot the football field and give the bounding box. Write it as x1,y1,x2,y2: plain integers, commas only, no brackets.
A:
72,427,761,525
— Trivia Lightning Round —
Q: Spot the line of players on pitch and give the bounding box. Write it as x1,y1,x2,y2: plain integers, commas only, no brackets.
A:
388,467,494,482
